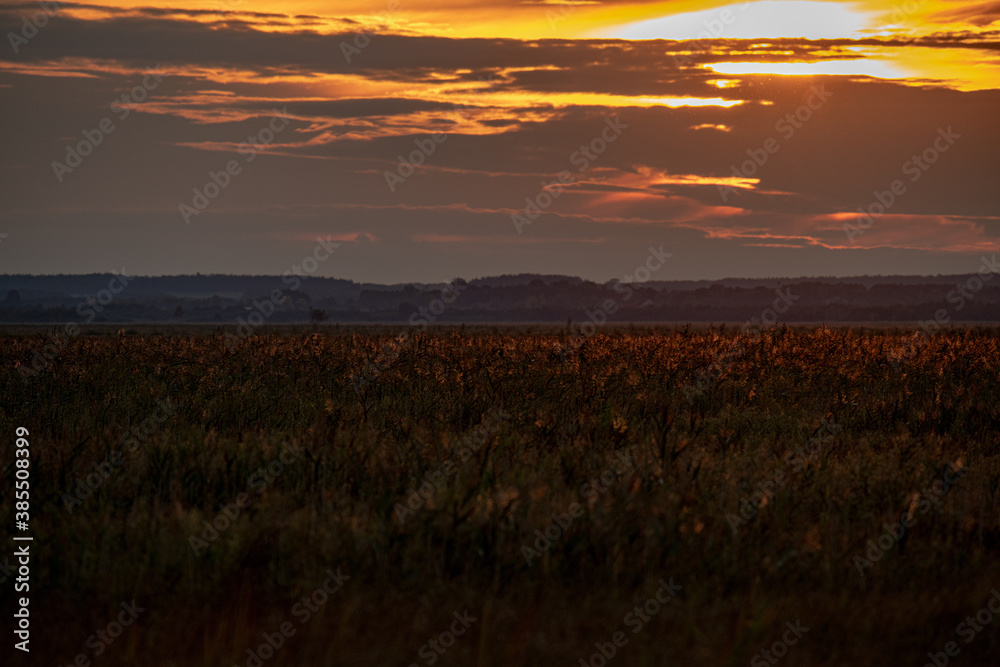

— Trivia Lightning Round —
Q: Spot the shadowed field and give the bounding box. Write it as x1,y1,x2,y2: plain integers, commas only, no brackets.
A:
2,326,999,666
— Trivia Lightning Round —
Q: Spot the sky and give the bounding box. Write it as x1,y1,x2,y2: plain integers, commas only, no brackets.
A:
0,0,997,283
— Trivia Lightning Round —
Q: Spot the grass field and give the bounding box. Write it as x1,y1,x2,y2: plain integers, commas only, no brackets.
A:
2,325,999,666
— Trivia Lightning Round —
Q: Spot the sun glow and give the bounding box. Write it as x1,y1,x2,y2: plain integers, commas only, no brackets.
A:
605,1,876,41
705,58,905,79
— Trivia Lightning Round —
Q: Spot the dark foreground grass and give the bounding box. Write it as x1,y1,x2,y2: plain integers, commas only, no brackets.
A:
1,326,999,666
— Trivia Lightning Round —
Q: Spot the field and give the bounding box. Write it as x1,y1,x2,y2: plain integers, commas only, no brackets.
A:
2,325,999,666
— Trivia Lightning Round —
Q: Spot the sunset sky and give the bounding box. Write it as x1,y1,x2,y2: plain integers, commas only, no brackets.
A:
0,0,997,282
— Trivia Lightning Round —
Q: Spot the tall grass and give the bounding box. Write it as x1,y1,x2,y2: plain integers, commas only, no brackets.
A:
1,326,998,665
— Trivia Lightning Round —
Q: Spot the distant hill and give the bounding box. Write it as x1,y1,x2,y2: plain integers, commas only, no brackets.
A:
1,273,998,325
